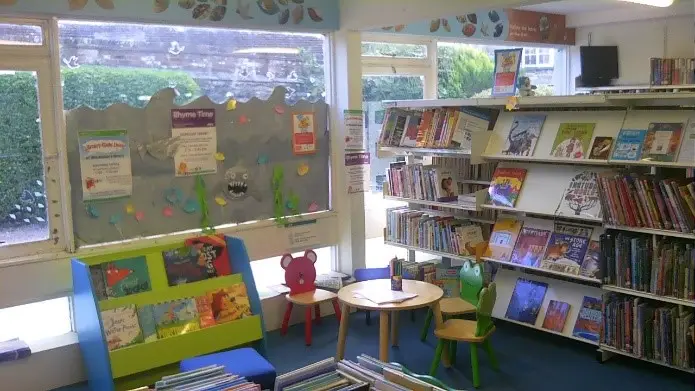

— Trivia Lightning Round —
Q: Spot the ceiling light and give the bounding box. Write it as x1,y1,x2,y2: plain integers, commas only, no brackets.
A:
617,0,674,7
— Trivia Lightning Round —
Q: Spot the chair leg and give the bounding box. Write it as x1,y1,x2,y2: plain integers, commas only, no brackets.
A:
280,302,293,336
449,340,457,365
429,339,446,376
314,304,322,325
470,343,480,388
482,338,499,371
365,310,371,325
420,308,434,341
331,298,342,322
304,306,313,346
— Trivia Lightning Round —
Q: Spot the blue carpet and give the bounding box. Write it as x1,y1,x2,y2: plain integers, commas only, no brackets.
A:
266,309,694,391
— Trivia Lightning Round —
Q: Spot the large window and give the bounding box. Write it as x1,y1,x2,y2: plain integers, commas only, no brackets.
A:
0,297,72,343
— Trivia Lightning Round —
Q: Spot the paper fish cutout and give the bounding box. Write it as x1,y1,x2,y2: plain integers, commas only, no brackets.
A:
136,136,182,161
297,163,309,176
257,154,269,165
226,99,238,110
125,204,135,215
135,211,145,222
215,196,228,206
105,264,132,287
274,105,285,115
238,115,250,124
109,214,122,225
86,204,100,218
164,188,184,204
308,201,319,212
183,199,200,214
215,152,225,161
162,206,174,217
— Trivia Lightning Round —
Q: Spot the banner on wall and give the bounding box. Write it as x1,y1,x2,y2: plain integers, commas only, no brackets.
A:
344,152,370,194
492,48,523,97
171,109,217,177
78,130,133,201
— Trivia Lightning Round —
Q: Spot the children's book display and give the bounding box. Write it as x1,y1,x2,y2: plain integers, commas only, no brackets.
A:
510,227,552,268
484,218,523,262
501,114,546,156
542,300,571,333
572,296,602,342
71,235,265,391
555,171,602,220
505,278,548,325
550,123,595,159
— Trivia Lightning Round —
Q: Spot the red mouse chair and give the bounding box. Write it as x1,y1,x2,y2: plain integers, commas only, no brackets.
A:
279,250,342,346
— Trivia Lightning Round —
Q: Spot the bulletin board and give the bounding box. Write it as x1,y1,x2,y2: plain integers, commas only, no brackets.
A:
65,86,330,245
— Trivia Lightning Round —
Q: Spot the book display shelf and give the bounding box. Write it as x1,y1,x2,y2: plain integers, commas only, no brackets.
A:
71,235,266,390
377,93,695,374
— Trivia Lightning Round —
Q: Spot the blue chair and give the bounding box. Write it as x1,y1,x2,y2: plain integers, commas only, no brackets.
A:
353,266,389,325
180,347,276,389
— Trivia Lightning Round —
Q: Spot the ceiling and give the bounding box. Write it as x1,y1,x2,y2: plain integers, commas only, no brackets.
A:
521,0,674,14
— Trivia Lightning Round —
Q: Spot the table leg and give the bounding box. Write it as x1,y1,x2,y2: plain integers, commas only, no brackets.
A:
379,311,390,361
432,302,451,368
336,303,350,360
390,311,399,347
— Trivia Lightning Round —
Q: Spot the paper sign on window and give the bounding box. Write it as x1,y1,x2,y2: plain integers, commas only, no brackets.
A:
78,130,133,201
292,112,317,155
171,109,217,177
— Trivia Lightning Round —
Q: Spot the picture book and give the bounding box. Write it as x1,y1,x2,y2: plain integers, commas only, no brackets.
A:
206,283,252,324
510,227,552,268
579,240,601,279
136,304,158,343
611,129,647,161
505,278,549,325
450,108,490,152
588,137,613,160
458,225,485,256
163,235,231,286
556,171,602,219
103,256,151,298
540,232,590,275
432,167,458,202
502,114,546,156
487,167,527,208
641,122,684,162
572,296,602,342
542,300,571,333
435,266,460,298
676,119,695,163
89,265,107,300
195,296,216,329
152,298,201,339
484,218,523,262
550,123,595,159
101,305,143,351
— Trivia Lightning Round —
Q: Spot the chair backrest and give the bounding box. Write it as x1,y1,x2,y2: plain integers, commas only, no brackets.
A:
475,282,497,337
354,266,390,282
281,250,318,295
459,260,484,305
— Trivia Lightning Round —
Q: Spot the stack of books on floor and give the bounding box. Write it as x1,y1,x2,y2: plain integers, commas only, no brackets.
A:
126,365,261,390
602,294,694,371
600,232,694,299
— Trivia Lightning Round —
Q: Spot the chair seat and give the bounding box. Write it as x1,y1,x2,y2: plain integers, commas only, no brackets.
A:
440,297,476,315
180,347,276,389
434,319,495,342
286,288,337,305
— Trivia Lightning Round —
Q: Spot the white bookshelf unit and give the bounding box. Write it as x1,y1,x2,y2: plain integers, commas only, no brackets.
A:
378,93,695,373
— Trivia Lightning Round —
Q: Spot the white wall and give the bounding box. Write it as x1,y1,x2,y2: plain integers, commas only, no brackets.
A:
569,15,695,89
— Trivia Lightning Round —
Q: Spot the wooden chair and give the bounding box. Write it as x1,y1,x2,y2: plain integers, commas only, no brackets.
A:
279,250,341,346
429,282,499,388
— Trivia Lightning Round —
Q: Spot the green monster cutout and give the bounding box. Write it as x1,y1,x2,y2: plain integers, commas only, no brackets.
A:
475,282,497,337
459,260,484,305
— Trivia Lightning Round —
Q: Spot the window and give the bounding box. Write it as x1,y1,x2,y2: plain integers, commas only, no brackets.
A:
0,297,72,343
0,22,43,45
523,47,554,68
250,247,333,292
362,41,427,59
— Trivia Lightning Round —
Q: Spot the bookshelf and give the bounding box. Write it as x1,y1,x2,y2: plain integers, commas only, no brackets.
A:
598,345,695,374
378,93,695,373
71,235,266,391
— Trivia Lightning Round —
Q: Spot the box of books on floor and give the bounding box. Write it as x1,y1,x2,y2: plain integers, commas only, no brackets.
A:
126,364,260,390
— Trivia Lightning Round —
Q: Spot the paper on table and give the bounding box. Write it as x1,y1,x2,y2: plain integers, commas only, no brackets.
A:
352,288,418,305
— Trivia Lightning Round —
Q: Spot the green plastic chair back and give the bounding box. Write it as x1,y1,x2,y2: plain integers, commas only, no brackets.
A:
459,259,484,306
475,282,497,338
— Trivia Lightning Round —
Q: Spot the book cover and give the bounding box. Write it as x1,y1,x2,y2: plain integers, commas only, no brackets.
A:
641,122,684,162
540,232,590,275
579,240,601,279
484,218,523,262
136,304,158,343
611,129,647,161
588,137,613,160
487,167,527,208
152,298,201,339
554,223,593,238
432,167,458,202
207,283,253,324
550,123,596,159
505,278,549,325
458,225,484,256
542,300,571,333
510,227,552,268
195,296,217,329
556,171,602,219
502,114,546,156
435,266,460,298
164,235,231,286
101,305,144,351
572,296,602,342
89,265,108,300
103,256,151,298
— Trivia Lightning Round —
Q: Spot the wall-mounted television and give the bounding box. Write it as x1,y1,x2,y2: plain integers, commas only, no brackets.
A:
580,46,619,87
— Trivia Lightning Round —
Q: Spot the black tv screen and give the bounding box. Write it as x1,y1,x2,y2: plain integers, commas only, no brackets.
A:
580,46,619,87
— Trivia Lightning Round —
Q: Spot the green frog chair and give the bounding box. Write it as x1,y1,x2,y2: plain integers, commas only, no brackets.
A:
429,282,499,389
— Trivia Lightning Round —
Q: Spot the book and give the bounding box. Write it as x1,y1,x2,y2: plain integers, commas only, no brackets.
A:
572,296,602,342
579,240,601,279
0,339,30,363
195,296,217,328
152,298,201,339
458,225,485,256
432,167,458,202
555,171,602,219
163,235,231,286
611,129,647,161
588,136,614,160
641,122,684,162
502,114,546,156
542,300,571,333
550,123,595,159
505,278,549,325
103,256,151,298
207,283,253,324
510,227,552,268
487,167,527,207
540,232,590,276
485,218,523,262
136,304,158,343
435,266,460,298
101,305,144,351
89,265,108,300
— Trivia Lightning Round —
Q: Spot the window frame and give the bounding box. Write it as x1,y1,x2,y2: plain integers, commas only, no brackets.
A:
523,47,555,68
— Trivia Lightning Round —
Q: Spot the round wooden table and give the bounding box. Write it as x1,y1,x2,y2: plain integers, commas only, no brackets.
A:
335,279,446,362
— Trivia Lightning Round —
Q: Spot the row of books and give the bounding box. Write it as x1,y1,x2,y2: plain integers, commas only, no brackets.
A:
102,283,252,351
378,107,490,150
128,364,260,390
597,173,695,234
602,294,694,370
385,162,459,202
649,57,695,86
599,232,694,300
